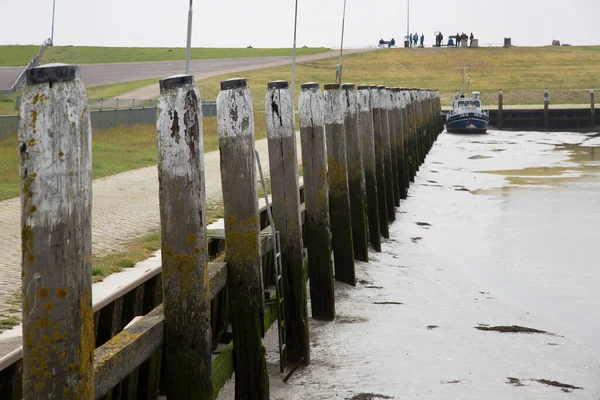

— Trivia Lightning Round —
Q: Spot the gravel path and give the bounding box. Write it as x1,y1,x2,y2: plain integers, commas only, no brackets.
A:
0,134,301,326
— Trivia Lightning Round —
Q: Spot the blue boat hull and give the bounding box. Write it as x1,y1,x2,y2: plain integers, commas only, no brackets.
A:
446,113,489,134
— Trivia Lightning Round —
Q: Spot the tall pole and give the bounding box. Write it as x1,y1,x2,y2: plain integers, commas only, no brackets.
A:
406,0,410,46
51,0,56,45
291,0,299,99
338,0,347,84
185,0,193,75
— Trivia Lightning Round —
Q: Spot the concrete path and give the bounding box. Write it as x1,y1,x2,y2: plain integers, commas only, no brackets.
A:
0,67,23,90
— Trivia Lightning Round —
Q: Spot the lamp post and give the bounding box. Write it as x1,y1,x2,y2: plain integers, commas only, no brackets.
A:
185,0,193,74
406,0,409,47
338,0,347,84
291,0,299,98
51,0,56,45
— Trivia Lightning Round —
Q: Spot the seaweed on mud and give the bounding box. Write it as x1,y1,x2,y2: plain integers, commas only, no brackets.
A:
336,315,368,324
532,379,583,391
415,222,432,227
373,301,404,305
348,394,393,400
365,286,384,289
475,325,552,335
410,237,422,244
441,379,463,384
506,377,525,387
427,325,439,330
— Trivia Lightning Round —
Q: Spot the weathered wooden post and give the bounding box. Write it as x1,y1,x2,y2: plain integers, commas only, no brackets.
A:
156,74,212,398
19,64,94,398
299,82,335,320
391,88,407,200
544,88,550,130
591,88,595,127
341,83,369,262
400,89,412,191
377,86,396,221
385,88,401,207
323,83,355,285
357,85,381,252
265,80,310,364
370,86,390,239
498,89,504,130
217,78,269,399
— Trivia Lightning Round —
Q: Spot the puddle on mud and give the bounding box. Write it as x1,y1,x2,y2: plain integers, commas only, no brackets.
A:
476,143,600,191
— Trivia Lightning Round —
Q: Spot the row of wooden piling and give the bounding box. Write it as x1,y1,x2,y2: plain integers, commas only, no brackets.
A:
16,62,441,399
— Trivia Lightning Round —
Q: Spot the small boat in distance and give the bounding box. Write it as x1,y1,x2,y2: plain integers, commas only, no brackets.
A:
445,91,490,134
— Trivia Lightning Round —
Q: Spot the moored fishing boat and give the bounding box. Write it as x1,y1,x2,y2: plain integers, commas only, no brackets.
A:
445,91,489,134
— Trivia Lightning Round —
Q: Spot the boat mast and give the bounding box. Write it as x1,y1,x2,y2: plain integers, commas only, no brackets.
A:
461,66,465,96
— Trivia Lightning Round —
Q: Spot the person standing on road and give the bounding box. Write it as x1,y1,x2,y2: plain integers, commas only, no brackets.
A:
420,33,424,47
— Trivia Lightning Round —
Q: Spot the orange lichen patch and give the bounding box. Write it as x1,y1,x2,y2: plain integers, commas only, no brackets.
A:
33,94,40,105
38,287,50,300
31,110,38,125
76,288,94,398
58,151,64,158
30,205,37,213
27,253,35,264
44,302,54,312
187,233,197,243
86,252,91,263
56,287,68,299
193,246,201,254
36,316,51,328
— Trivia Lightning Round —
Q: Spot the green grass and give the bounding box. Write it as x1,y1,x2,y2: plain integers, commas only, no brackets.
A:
0,116,221,201
92,230,161,281
0,45,40,66
197,46,600,108
40,46,329,65
0,315,20,331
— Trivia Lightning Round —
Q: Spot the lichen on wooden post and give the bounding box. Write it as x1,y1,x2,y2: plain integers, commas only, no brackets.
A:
156,74,212,399
265,80,310,364
384,88,401,208
400,89,411,192
217,78,269,399
342,83,369,262
19,64,94,399
357,85,381,252
298,82,335,320
324,83,355,286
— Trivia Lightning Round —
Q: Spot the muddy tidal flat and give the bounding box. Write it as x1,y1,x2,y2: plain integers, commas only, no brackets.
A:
218,130,600,399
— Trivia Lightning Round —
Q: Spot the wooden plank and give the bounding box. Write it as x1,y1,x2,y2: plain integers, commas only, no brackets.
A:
156,74,212,398
265,80,310,364
19,64,94,399
217,77,269,400
94,306,164,400
342,83,369,262
298,82,335,320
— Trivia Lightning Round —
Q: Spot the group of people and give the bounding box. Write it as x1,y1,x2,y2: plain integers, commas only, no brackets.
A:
434,32,476,47
407,33,424,48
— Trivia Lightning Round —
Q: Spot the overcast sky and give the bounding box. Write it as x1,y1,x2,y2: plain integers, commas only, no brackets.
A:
2,0,599,48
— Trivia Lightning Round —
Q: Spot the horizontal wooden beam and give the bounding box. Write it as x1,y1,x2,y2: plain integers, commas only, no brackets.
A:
94,306,164,399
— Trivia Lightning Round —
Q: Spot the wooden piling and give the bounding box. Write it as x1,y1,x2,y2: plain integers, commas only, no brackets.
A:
217,78,269,399
391,88,407,200
544,88,550,130
341,83,369,262
323,83,355,286
377,86,396,221
400,89,412,191
357,85,381,252
591,89,595,127
498,89,504,130
156,74,212,398
298,82,335,320
265,80,310,364
370,86,390,239
385,89,401,207
19,64,94,399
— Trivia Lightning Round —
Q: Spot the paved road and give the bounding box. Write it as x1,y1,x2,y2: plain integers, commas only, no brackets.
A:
0,67,24,90
0,49,372,93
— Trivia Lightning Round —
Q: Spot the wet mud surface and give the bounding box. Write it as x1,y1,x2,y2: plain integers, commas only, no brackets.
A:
217,130,600,399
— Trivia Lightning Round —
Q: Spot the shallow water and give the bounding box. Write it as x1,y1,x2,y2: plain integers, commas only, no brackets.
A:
218,129,600,399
